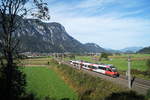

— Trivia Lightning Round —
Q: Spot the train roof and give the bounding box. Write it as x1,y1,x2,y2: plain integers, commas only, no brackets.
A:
70,60,115,68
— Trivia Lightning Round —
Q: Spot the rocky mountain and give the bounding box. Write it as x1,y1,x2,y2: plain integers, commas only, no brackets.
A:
119,47,143,53
138,47,150,54
84,43,106,53
2,18,106,53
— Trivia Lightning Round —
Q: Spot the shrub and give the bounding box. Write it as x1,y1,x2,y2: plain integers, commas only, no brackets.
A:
105,91,146,100
100,53,111,60
69,54,76,59
101,53,108,59
146,59,150,72
50,59,59,65
146,89,150,99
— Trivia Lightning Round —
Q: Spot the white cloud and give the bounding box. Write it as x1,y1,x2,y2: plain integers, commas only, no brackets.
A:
52,15,149,49
47,0,150,49
77,0,103,8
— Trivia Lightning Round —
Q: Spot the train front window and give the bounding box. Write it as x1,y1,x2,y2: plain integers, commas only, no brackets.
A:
112,68,117,72
110,66,117,72
106,68,111,72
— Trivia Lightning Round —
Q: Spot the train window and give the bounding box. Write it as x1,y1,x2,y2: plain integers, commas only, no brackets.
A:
110,66,117,69
106,68,112,72
112,68,117,72
92,66,97,69
88,65,92,68
103,67,106,70
98,66,102,69
110,66,117,72
81,64,84,66
98,67,106,70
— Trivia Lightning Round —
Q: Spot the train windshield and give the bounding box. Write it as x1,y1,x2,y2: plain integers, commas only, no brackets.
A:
110,66,117,72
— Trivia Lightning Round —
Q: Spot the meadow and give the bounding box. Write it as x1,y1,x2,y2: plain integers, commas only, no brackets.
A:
22,57,52,65
23,66,77,100
21,57,148,100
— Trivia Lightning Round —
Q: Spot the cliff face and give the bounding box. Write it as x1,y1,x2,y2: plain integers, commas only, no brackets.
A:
13,19,87,53
1,18,106,53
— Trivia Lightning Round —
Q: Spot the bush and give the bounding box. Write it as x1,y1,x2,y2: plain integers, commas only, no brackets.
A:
146,89,150,99
146,59,150,72
50,59,59,65
100,53,111,60
101,53,108,59
69,54,76,59
130,69,150,79
131,69,143,75
105,91,146,100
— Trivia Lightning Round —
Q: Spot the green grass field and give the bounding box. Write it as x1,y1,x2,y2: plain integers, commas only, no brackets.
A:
100,58,147,71
22,58,52,65
23,67,77,100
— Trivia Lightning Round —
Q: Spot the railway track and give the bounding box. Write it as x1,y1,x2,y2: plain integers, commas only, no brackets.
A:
58,60,150,95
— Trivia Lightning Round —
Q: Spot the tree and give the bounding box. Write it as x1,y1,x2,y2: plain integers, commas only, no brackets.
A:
146,59,150,72
69,54,75,59
0,0,50,100
100,53,109,60
146,89,150,100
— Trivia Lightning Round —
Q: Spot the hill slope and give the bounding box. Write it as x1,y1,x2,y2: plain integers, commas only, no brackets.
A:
138,47,150,54
120,47,143,53
84,43,106,53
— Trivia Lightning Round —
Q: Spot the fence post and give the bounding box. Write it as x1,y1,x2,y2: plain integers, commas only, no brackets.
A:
128,56,131,89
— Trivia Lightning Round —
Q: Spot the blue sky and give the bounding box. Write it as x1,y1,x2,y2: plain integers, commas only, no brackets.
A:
45,0,150,49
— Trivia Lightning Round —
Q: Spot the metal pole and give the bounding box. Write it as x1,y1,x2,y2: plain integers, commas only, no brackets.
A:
128,56,131,89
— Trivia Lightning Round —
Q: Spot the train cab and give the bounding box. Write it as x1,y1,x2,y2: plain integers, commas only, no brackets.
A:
105,66,119,77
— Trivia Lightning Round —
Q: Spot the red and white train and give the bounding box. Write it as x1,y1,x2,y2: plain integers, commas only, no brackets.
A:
69,60,119,78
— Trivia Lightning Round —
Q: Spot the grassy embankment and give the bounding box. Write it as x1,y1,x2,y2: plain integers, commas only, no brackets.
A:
64,54,150,80
23,66,78,100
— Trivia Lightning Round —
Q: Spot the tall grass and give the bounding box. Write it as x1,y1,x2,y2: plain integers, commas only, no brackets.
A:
51,62,127,100
51,59,146,100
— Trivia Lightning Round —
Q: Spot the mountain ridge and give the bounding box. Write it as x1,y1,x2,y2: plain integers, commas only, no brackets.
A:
1,18,106,53
119,46,143,53
138,46,150,54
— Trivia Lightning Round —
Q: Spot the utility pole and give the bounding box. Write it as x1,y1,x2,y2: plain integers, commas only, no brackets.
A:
128,56,131,89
